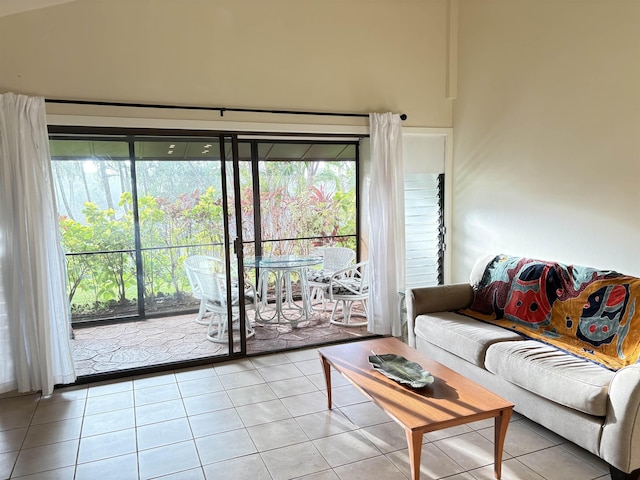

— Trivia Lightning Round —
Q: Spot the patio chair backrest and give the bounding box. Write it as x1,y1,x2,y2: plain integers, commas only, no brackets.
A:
189,266,226,307
184,255,223,299
329,261,369,298
322,247,355,272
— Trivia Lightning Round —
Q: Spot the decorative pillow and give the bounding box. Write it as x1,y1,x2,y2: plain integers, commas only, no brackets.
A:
459,254,640,370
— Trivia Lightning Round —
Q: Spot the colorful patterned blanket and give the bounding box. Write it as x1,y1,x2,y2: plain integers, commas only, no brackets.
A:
459,255,640,370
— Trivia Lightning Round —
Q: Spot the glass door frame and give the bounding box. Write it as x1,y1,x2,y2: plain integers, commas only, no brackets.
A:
220,134,250,355
49,126,362,360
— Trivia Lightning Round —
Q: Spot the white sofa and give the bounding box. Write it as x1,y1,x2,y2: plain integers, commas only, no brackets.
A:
406,255,640,480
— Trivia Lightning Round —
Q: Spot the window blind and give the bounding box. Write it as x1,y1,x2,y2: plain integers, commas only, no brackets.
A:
404,173,443,288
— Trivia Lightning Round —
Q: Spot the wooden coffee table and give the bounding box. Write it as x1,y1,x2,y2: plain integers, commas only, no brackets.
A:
318,337,513,480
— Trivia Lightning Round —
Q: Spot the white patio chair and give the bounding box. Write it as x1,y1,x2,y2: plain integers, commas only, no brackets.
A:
307,247,356,311
188,264,256,343
328,260,369,327
184,255,223,325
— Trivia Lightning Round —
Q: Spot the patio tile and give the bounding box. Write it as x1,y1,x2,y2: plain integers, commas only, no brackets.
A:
360,421,409,453
236,399,291,427
40,386,87,405
333,455,406,480
476,419,556,457
518,444,605,480
268,376,317,398
225,383,277,407
284,348,320,362
155,467,205,479
135,398,186,426
294,358,324,376
312,429,381,467
23,418,83,448
87,379,133,398
173,365,217,382
0,451,18,479
137,417,194,451
213,358,255,376
280,390,328,417
70,310,374,378
188,408,244,438
0,427,27,453
182,390,233,416
10,465,76,479
250,353,291,368
468,458,544,480
294,410,357,440
133,383,181,406
132,371,177,389
434,431,511,471
81,408,136,437
139,440,201,479
77,428,136,464
84,390,134,415
12,439,79,477
339,401,391,428
74,453,138,480
386,442,468,479
247,418,309,452
194,429,257,465
31,400,86,425
260,442,330,480
177,376,224,398
257,363,303,382
217,370,265,390
202,453,270,480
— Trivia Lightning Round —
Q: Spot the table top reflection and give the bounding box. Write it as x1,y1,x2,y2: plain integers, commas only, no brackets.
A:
245,255,323,269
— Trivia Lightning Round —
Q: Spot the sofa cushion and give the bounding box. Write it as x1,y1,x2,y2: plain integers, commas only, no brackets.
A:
485,340,615,416
414,312,523,367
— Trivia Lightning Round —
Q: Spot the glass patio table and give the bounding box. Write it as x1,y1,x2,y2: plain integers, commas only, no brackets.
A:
245,255,322,326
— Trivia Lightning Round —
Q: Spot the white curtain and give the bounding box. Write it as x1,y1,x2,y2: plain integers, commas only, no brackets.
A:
367,113,405,336
0,93,76,396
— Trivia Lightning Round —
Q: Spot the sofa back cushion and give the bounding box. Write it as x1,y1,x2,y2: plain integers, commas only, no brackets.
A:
459,254,640,370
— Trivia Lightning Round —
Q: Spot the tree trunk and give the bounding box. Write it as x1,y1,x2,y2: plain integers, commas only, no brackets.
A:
99,161,115,215
54,166,74,220
80,162,92,203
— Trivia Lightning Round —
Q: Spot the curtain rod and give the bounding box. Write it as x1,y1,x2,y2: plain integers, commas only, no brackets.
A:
44,98,408,121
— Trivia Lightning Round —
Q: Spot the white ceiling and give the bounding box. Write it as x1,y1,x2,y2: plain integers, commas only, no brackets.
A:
0,0,80,18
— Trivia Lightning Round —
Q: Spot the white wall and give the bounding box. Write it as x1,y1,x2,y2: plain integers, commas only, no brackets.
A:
4,0,638,283
452,0,640,281
0,0,452,128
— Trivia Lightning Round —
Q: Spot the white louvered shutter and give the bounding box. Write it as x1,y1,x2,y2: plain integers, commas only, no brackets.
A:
404,173,443,288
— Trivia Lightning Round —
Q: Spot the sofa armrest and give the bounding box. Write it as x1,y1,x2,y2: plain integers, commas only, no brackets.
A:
405,283,474,347
601,364,640,473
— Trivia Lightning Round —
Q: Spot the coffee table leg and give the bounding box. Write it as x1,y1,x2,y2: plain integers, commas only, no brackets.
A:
494,407,512,479
405,428,423,480
319,354,333,409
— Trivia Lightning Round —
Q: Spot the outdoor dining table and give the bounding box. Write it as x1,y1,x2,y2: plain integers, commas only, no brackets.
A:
245,254,322,326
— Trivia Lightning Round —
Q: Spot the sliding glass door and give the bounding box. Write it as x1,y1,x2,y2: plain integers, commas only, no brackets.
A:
50,128,361,367
52,138,139,321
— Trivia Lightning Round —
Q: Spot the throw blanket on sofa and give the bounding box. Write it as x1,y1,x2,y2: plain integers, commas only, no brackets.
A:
459,255,640,370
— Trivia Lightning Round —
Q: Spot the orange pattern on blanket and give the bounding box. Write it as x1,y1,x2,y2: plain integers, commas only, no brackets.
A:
459,255,640,370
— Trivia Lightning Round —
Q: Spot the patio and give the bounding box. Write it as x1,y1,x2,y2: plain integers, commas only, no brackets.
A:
71,303,375,378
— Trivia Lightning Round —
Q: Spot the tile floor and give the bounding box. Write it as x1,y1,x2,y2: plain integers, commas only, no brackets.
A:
0,345,613,480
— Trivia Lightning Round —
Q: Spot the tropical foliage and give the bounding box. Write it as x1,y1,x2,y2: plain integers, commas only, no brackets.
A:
53,145,357,322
